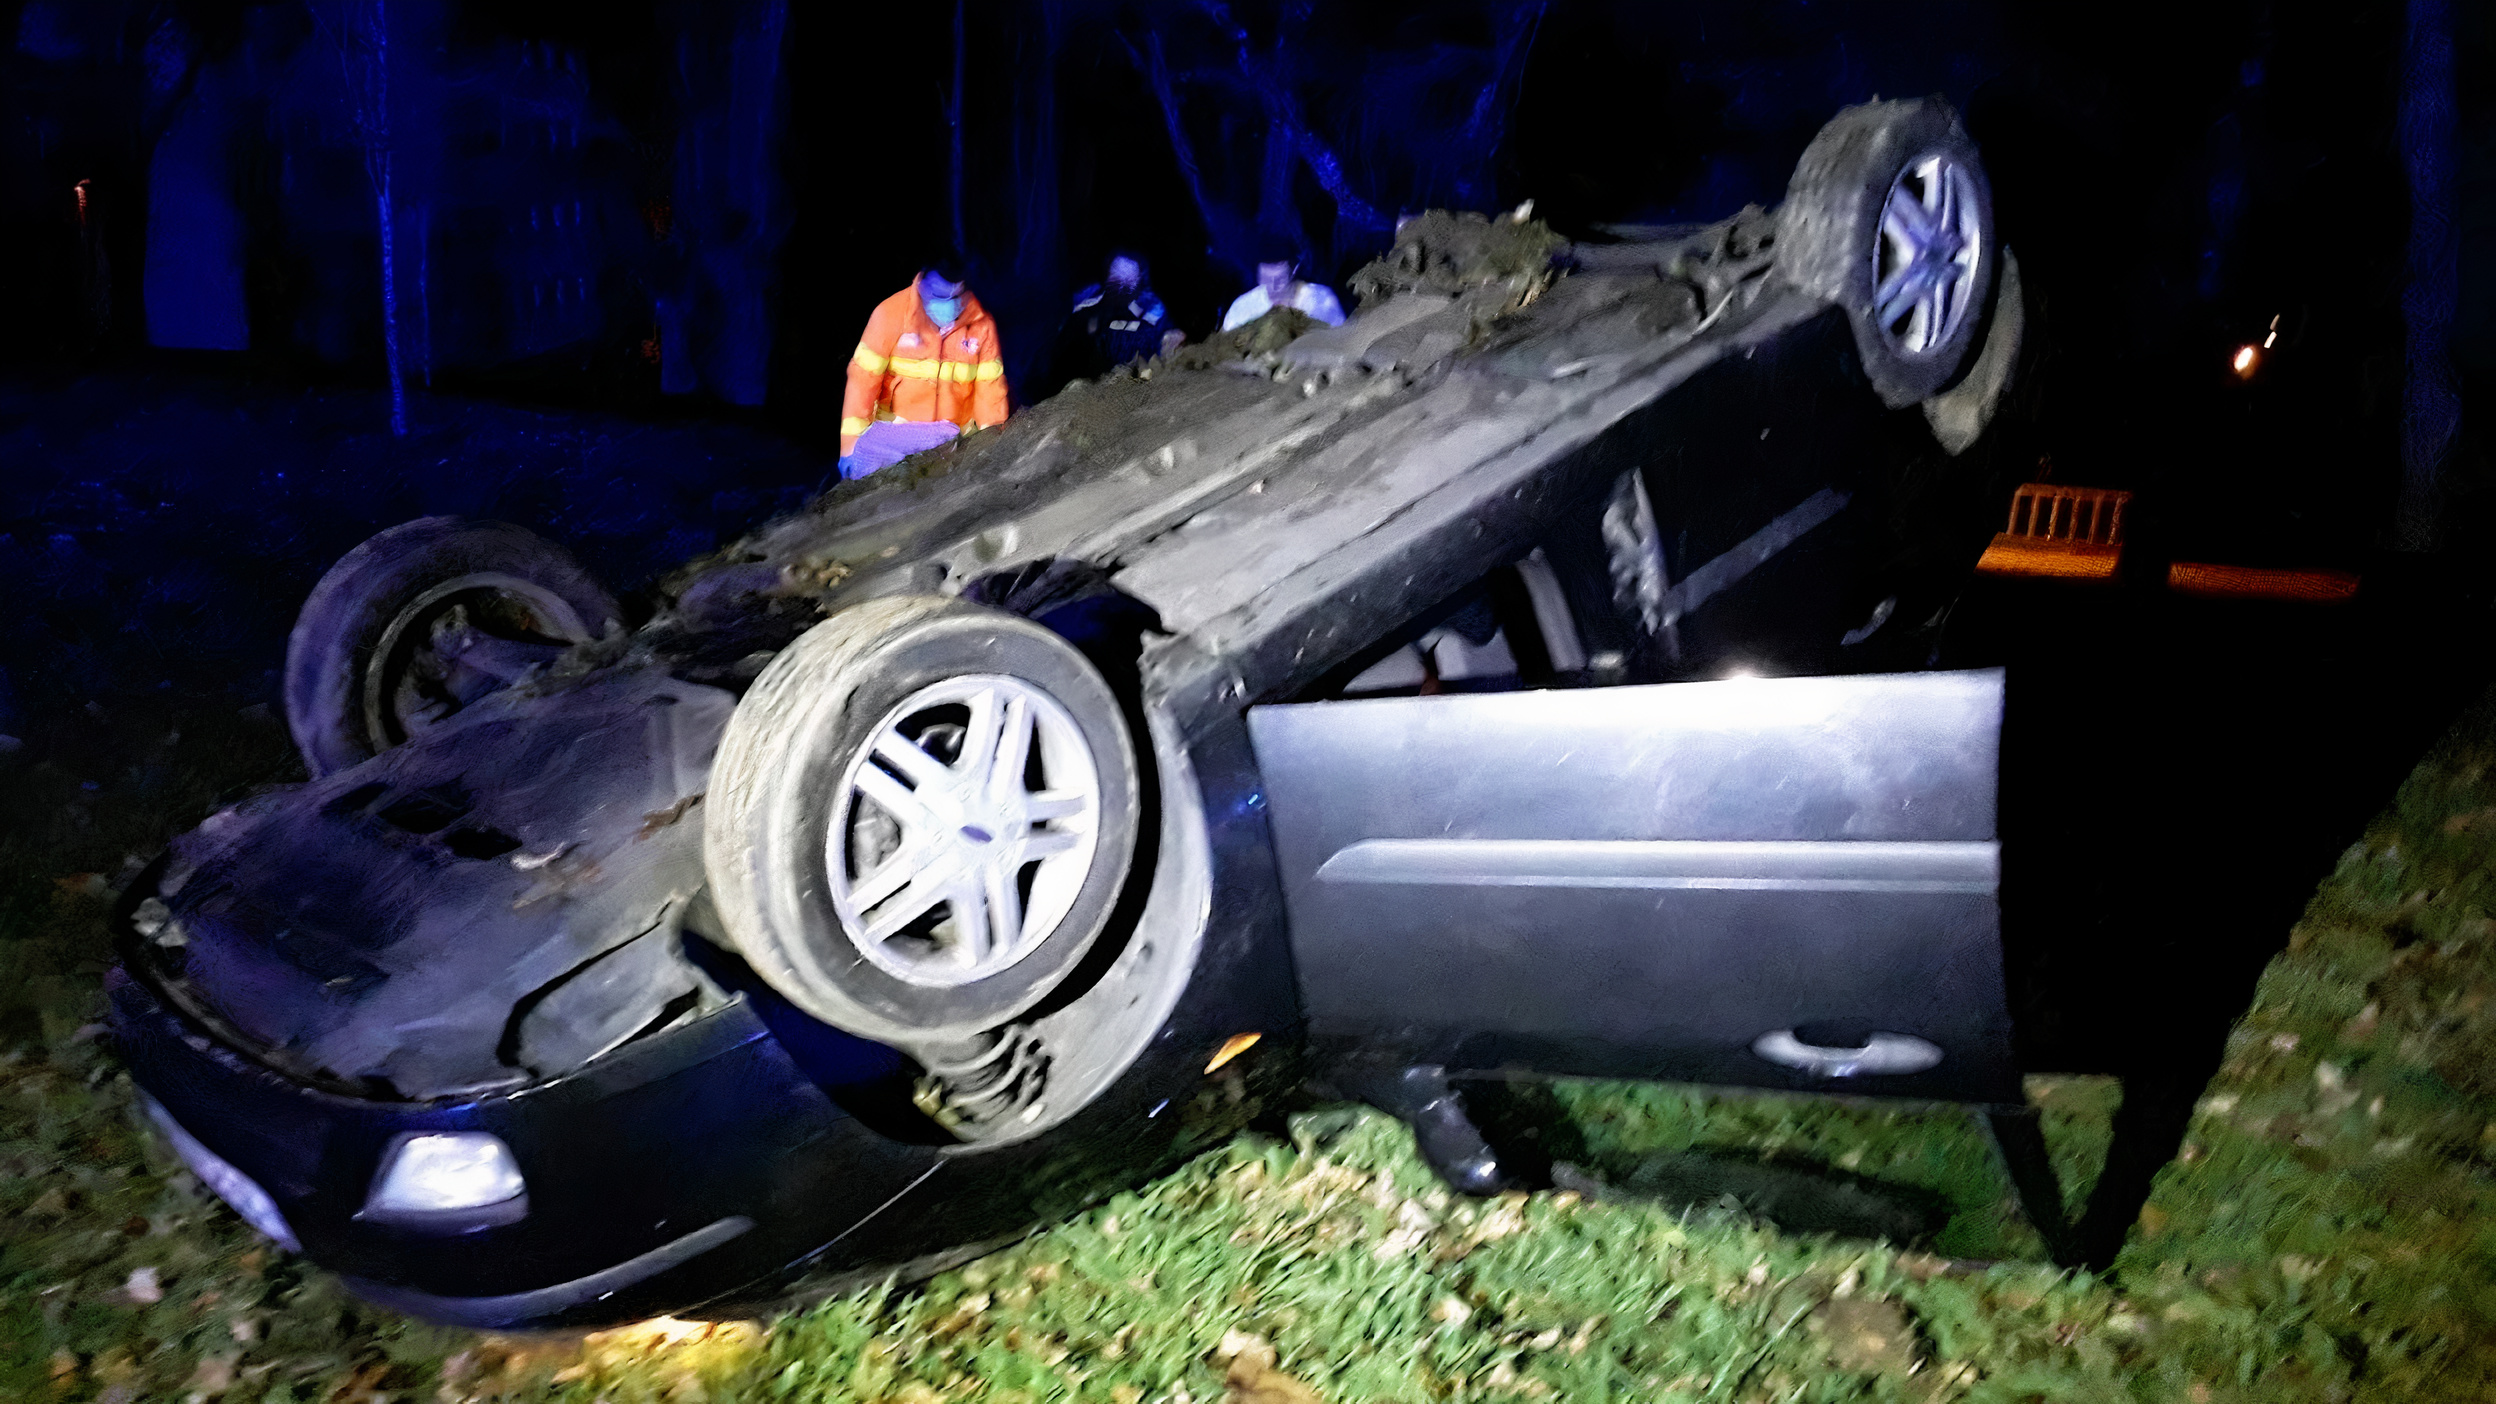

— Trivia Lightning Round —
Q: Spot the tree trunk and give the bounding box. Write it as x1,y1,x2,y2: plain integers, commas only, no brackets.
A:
329,0,408,435
949,0,967,257
2395,0,2458,550
363,3,406,435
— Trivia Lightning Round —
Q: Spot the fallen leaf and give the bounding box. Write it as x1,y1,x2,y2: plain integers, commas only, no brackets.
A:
1214,1331,1275,1372
1813,1298,1920,1376
120,1266,163,1305
930,1292,990,1339
90,1348,137,1385
1225,1355,1322,1404
187,1354,238,1395
327,1360,392,1404
1372,1200,1436,1260
1895,1253,1951,1283
2341,1002,2381,1042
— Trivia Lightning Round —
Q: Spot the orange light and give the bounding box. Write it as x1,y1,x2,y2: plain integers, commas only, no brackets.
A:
2166,563,2360,603
1205,1032,1262,1074
2231,345,2259,377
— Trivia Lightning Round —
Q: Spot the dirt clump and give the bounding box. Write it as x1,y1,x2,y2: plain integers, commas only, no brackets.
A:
1163,306,1323,371
1347,205,1566,310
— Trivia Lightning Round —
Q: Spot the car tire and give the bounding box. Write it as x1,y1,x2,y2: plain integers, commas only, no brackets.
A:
283,518,619,777
1777,96,1997,409
703,596,1144,1046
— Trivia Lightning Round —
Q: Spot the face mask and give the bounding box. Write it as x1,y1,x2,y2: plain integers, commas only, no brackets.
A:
923,295,962,328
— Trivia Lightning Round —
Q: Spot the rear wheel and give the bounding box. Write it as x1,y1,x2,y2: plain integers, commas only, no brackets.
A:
283,518,619,777
1778,97,1997,408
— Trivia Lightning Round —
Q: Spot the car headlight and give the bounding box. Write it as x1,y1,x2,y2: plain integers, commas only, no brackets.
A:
365,1133,526,1218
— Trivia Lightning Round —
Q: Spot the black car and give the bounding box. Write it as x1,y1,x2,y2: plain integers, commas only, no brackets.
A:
112,98,2041,1330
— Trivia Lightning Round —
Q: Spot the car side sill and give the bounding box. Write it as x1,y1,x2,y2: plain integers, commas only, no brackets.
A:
341,1215,754,1330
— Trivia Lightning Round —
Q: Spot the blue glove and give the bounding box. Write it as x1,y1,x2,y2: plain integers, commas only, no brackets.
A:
847,421,962,478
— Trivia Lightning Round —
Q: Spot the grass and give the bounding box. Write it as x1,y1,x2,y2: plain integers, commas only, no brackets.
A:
5,689,2495,1402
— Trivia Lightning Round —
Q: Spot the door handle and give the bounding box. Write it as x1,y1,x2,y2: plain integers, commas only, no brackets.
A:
1751,1029,1942,1078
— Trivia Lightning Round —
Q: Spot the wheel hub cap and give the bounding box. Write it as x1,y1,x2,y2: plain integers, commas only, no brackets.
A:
1873,153,1984,357
827,675,1103,988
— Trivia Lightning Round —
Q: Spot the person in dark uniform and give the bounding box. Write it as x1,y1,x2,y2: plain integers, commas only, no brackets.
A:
1056,251,1182,384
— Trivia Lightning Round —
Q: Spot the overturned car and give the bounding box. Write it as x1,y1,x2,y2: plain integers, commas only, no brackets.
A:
113,98,2041,1329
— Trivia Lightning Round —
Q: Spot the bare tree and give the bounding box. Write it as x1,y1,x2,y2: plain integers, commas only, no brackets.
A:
1118,26,1234,268
1119,1,1547,283
2396,0,2458,550
950,0,968,257
318,0,409,436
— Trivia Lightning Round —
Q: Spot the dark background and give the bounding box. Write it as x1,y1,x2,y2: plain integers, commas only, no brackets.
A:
0,0,2486,749
2,1,2483,491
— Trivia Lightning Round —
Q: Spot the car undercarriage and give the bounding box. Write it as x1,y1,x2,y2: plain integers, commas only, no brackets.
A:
115,97,2067,1327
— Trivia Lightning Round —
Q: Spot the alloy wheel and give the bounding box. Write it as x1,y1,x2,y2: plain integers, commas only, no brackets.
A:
828,674,1103,987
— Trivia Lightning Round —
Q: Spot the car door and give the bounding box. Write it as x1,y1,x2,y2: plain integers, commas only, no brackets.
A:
1247,667,2018,1104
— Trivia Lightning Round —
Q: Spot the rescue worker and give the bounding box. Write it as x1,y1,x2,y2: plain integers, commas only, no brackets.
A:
1064,251,1184,376
1220,238,1346,332
839,253,1009,479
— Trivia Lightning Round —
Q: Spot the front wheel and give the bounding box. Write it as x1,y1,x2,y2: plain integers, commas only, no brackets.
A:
703,596,1144,1050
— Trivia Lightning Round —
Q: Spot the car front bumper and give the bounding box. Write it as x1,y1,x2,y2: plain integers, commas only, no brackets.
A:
108,967,943,1329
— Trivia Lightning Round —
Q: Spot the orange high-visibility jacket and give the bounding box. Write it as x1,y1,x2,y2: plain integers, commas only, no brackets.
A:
840,282,1009,455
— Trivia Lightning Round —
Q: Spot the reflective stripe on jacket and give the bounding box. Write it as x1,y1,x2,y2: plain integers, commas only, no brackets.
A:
840,283,1009,454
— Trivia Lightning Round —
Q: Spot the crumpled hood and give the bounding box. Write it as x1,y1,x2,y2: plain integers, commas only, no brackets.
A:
134,666,735,1100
